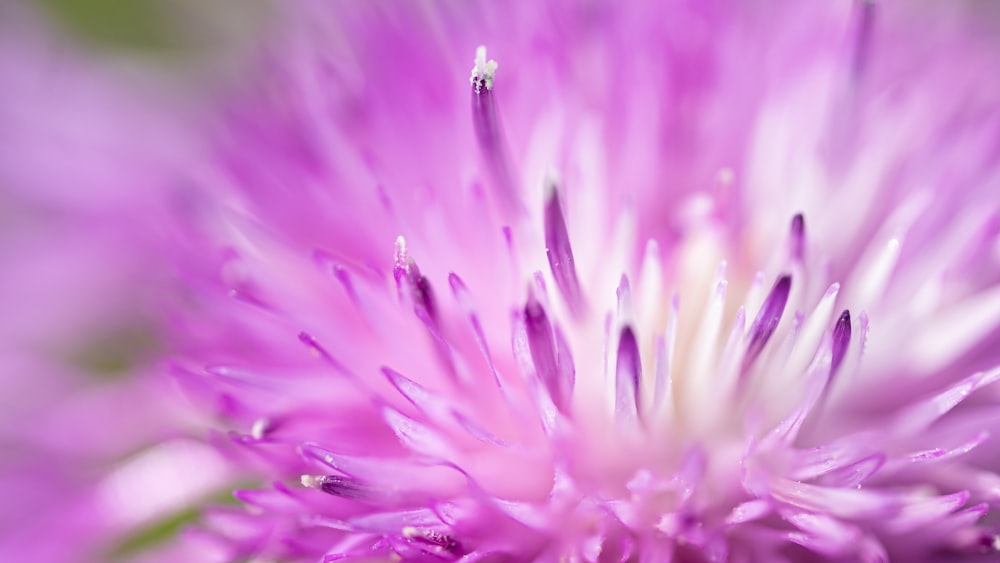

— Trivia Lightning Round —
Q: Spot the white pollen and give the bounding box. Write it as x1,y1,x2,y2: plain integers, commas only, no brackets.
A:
250,417,269,440
394,235,408,270
470,45,498,93
300,474,323,489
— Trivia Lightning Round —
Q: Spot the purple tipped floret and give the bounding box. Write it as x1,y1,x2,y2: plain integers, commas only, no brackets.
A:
412,273,437,324
413,529,459,551
616,326,642,419
790,213,805,261
313,475,376,500
397,255,438,325
544,188,585,317
852,0,876,78
743,275,792,371
831,310,852,376
524,296,563,410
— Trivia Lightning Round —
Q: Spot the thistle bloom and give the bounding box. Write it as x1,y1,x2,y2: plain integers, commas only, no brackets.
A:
174,1,1000,561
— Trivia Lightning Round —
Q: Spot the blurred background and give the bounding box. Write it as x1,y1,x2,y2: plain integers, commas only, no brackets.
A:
0,2,269,561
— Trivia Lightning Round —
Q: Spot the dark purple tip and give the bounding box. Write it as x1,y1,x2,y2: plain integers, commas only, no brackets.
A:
790,213,805,261
412,274,437,324
397,254,437,325
831,310,851,376
524,296,562,409
615,326,642,419
544,187,585,317
743,275,792,371
311,475,374,500
852,0,876,79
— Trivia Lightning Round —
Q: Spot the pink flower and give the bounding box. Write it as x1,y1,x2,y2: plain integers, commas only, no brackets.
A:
171,1,1000,561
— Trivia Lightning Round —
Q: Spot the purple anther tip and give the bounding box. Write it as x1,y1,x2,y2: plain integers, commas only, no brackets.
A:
413,274,437,323
831,310,852,376
790,213,805,261
616,326,642,418
309,475,373,500
524,296,561,409
744,275,792,370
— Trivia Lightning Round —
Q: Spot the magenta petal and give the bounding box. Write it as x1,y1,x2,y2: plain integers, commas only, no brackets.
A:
524,296,563,410
815,453,884,488
724,499,772,525
544,185,585,317
381,406,456,461
300,443,404,480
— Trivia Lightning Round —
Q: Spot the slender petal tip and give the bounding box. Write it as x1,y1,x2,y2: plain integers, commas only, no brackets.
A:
544,183,585,316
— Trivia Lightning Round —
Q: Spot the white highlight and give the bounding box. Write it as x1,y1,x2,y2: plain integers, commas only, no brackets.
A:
470,46,498,93
251,417,269,440
849,237,901,309
98,439,229,528
682,262,728,433
910,285,1000,372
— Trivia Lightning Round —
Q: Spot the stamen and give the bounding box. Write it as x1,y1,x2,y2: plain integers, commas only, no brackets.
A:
402,526,461,554
524,295,565,411
789,213,805,262
393,235,408,288
831,310,852,376
393,236,438,324
851,0,876,79
300,474,375,500
743,275,792,372
544,181,585,317
470,46,520,215
616,326,642,421
411,269,437,324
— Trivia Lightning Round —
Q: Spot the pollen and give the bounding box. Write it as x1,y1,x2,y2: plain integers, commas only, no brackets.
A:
470,45,498,93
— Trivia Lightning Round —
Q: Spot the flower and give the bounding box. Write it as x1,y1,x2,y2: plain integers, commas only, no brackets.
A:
173,1,1000,561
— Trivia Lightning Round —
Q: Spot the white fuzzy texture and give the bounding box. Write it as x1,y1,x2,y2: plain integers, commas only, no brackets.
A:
470,45,498,93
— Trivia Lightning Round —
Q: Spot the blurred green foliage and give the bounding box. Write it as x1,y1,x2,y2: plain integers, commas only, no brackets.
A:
36,0,186,53
106,484,253,560
69,322,162,380
33,0,268,63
